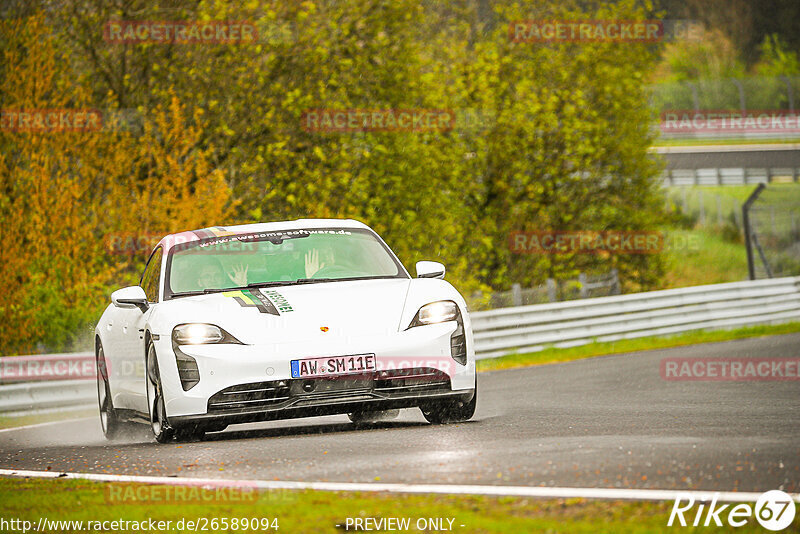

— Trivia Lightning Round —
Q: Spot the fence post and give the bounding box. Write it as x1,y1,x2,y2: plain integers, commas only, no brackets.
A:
546,278,557,302
610,268,620,295
511,283,522,307
579,272,588,298
781,75,795,112
743,183,766,280
698,189,705,225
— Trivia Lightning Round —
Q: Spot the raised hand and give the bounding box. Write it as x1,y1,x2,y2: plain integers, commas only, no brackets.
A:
227,263,249,286
304,249,325,278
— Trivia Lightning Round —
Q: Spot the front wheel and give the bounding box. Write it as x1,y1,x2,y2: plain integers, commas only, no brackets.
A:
146,341,174,443
420,383,477,424
348,409,400,424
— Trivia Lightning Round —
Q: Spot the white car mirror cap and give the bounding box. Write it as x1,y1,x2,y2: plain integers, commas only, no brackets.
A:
111,286,149,312
416,261,445,280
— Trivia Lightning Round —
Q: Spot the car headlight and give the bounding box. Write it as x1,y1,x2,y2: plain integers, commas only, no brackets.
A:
408,300,458,327
407,300,467,365
172,323,240,345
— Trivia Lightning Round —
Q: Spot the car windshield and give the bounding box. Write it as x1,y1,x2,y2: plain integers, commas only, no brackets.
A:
166,228,406,297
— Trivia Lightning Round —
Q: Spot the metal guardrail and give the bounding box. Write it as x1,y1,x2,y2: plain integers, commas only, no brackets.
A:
662,167,799,186
471,276,800,359
0,380,95,416
1,277,799,415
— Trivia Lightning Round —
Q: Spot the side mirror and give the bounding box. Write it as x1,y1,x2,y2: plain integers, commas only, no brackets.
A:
111,286,149,313
416,261,446,280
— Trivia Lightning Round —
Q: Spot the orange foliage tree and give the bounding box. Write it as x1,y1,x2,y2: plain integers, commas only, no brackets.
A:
0,14,234,355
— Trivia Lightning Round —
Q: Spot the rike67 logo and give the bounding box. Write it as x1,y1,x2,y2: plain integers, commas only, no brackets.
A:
669,490,796,530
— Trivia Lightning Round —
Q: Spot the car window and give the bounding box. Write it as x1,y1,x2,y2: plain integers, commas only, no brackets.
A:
140,247,163,303
166,228,406,296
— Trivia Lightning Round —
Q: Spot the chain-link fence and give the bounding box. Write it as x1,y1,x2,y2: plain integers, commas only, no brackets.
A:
743,184,800,279
652,76,800,114
468,269,620,311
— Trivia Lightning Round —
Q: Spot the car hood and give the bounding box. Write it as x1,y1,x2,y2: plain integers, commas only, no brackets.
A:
155,278,413,345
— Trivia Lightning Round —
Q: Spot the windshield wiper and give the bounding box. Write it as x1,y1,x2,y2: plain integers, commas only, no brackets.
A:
174,276,395,297
246,280,298,289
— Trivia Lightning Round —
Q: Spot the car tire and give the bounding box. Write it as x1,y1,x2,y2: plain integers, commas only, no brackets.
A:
96,341,125,440
420,382,477,424
348,409,400,424
174,426,205,442
146,340,174,444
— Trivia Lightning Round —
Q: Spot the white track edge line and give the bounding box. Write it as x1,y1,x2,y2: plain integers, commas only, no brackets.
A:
0,416,94,434
1,468,797,503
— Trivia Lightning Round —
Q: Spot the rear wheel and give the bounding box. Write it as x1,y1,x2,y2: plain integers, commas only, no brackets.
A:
146,341,174,443
420,383,477,424
96,342,122,440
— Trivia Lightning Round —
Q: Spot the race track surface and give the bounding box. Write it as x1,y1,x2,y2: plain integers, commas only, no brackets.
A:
2,333,798,492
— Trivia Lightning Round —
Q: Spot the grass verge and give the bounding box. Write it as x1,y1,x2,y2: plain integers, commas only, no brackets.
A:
0,477,784,533
477,322,800,372
661,228,749,288
0,408,96,431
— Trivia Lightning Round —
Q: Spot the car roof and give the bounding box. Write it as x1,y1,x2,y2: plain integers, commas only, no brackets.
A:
156,218,371,251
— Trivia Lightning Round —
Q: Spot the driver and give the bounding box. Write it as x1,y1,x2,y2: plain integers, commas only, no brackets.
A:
304,248,335,278
196,258,248,289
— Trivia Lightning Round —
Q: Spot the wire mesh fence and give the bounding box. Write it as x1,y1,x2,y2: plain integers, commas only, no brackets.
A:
666,187,746,232
467,269,620,311
651,76,800,115
744,184,800,279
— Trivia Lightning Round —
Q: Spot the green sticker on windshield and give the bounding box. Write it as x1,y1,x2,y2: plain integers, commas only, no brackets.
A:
263,290,294,313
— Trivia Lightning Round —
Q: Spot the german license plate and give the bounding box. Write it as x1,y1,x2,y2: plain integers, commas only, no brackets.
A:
290,354,376,378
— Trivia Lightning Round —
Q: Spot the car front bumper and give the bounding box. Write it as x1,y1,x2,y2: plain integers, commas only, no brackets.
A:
154,321,476,421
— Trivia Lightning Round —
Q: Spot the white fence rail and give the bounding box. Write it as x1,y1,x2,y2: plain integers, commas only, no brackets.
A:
471,276,800,359
2,277,799,415
662,167,799,186
0,380,95,416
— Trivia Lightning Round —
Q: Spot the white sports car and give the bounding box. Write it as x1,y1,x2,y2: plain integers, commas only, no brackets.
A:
95,219,477,442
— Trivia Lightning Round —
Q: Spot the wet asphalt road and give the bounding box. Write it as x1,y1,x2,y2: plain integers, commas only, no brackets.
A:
1,333,798,492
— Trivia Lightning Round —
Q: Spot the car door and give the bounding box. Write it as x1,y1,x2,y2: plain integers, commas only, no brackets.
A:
117,246,162,412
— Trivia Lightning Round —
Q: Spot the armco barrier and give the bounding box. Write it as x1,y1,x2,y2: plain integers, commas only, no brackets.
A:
471,277,800,359
0,380,95,415
1,277,799,415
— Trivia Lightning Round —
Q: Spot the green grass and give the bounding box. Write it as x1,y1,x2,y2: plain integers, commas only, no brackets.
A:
0,408,96,430
661,227,749,288
666,184,800,225
661,184,800,287
477,322,800,372
0,477,786,533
